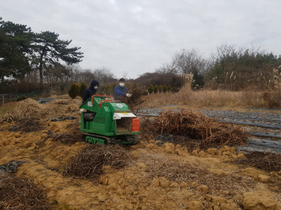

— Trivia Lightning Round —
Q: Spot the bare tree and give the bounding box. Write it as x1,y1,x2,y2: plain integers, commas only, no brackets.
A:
172,49,208,75
93,67,115,84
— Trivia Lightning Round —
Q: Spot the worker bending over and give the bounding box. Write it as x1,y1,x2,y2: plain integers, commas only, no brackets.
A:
114,78,132,101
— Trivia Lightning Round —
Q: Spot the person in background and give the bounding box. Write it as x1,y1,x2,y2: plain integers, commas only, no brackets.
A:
114,78,132,101
82,80,99,103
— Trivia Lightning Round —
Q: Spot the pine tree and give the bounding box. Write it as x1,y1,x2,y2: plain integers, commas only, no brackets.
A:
162,85,167,93
147,84,153,94
79,82,87,98
32,31,83,89
158,85,163,93
167,85,171,92
153,85,158,94
68,83,80,99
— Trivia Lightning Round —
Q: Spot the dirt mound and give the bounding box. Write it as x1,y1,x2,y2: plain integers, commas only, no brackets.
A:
0,176,52,210
64,144,130,179
0,98,81,123
138,152,255,199
8,117,46,133
155,134,203,152
141,109,248,149
233,151,281,172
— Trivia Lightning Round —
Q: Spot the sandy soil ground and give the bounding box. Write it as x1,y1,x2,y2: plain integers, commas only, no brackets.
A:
0,99,281,210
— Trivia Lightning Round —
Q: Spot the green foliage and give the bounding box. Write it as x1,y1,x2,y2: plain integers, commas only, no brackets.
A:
68,83,80,99
0,21,33,84
158,85,163,93
205,45,281,90
16,96,27,101
162,85,167,93
79,82,87,98
0,19,84,92
147,84,153,94
33,31,84,88
167,85,171,92
171,87,179,93
153,85,158,94
192,72,205,89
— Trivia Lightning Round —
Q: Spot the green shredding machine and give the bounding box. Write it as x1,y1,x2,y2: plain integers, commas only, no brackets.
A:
79,95,140,145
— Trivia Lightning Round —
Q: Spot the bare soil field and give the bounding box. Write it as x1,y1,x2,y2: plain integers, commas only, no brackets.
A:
1,98,281,210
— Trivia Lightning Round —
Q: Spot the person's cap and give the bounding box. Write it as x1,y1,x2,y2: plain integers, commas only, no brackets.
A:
119,78,125,82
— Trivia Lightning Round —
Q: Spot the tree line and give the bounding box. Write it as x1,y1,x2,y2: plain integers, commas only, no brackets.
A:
1,18,281,96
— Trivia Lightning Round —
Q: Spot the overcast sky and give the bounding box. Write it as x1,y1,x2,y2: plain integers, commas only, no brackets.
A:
1,0,281,79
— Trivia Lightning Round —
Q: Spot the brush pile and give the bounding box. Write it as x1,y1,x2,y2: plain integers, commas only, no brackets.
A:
233,151,281,172
0,176,52,210
46,133,83,144
123,85,146,112
64,144,130,179
8,117,46,133
140,109,248,148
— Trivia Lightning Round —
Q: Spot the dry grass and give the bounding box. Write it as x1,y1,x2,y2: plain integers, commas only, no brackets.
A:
139,93,174,108
0,176,52,210
49,94,72,99
0,98,81,123
139,88,277,108
0,102,17,119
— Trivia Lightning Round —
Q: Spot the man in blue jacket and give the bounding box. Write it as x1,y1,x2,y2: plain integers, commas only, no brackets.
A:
114,78,132,101
82,80,99,103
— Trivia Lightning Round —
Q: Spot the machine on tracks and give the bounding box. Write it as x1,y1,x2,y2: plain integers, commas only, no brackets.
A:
79,95,140,145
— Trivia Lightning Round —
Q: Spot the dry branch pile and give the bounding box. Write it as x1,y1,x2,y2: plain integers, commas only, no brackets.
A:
232,151,281,172
123,85,146,112
8,117,46,133
0,176,52,210
64,144,130,179
140,109,248,148
46,133,83,144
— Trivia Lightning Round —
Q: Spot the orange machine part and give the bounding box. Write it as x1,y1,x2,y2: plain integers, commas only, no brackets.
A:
132,117,140,132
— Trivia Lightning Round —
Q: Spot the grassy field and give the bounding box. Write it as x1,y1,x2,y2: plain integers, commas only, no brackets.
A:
139,86,281,109
1,87,280,120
